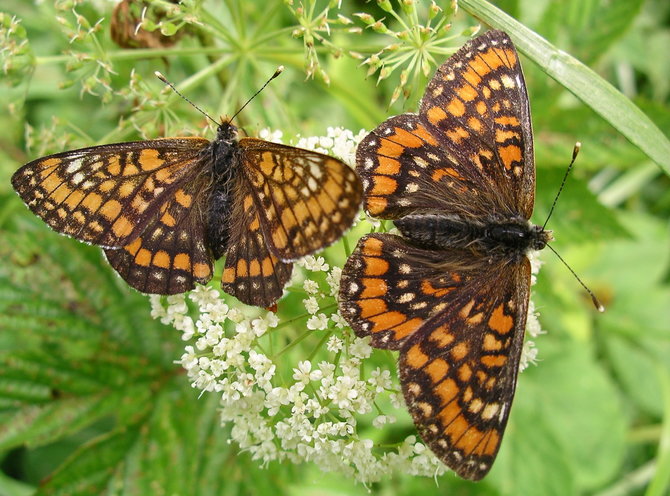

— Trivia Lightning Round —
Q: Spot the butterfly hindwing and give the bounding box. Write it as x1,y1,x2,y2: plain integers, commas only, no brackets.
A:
239,138,362,260
11,138,211,248
399,255,531,481
221,180,293,308
340,233,467,350
340,232,532,480
104,174,213,295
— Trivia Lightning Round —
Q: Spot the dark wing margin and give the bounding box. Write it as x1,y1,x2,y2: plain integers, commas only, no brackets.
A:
238,138,362,261
221,177,293,307
11,138,211,248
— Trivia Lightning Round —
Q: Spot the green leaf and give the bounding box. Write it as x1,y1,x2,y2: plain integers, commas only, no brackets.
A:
647,365,670,496
459,0,670,175
509,336,627,490
491,412,574,496
534,168,629,243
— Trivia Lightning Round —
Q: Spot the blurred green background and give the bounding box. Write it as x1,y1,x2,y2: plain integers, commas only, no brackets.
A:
0,0,669,495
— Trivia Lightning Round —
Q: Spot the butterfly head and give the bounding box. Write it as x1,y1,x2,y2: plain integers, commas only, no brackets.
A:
530,224,553,251
216,119,239,146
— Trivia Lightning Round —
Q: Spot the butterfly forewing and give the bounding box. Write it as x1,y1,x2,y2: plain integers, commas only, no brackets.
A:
11,138,211,248
420,30,535,218
357,114,493,221
239,138,362,260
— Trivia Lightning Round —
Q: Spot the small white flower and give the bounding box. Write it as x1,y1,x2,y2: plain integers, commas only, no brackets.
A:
299,255,330,272
307,313,329,330
258,128,283,143
252,313,277,337
178,345,199,371
303,279,320,295
149,295,166,320
520,340,539,372
303,296,320,315
326,267,342,296
389,392,404,409
292,360,323,383
349,336,372,359
368,368,392,393
326,335,344,353
330,311,348,329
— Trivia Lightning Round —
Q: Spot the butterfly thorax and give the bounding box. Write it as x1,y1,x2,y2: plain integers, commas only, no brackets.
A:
394,214,552,259
206,121,242,259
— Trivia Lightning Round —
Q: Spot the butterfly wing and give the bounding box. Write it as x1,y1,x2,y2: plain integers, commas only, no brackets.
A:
221,178,293,307
339,232,531,480
419,29,535,219
238,138,362,260
356,30,534,221
339,233,469,350
11,138,211,248
103,172,214,294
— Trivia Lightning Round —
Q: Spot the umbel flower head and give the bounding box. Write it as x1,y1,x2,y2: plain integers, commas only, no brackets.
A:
149,127,544,484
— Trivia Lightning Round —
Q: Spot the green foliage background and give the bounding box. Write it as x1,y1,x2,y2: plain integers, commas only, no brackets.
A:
0,0,669,495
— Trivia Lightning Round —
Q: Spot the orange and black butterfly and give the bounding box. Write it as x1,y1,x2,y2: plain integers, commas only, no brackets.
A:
339,30,552,480
12,86,362,308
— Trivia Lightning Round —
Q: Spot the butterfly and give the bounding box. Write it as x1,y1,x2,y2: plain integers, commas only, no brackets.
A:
12,101,362,308
338,30,551,480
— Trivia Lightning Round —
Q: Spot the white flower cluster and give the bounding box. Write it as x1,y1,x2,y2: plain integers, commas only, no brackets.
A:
520,251,546,372
147,128,447,483
151,281,445,484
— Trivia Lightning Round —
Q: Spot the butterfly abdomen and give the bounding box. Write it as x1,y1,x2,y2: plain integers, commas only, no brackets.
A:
394,214,550,258
206,126,242,260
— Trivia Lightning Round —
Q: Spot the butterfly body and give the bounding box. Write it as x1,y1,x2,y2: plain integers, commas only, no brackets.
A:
339,30,544,480
13,117,362,307
395,214,551,258
205,123,243,260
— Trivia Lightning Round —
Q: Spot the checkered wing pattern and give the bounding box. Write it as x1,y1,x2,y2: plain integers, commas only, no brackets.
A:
339,232,531,480
221,183,293,308
239,138,363,260
12,138,215,294
340,30,543,480
340,233,467,350
104,174,213,294
356,30,534,221
11,138,210,248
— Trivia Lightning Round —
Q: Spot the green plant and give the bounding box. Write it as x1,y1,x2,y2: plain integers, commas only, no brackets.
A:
1,0,668,495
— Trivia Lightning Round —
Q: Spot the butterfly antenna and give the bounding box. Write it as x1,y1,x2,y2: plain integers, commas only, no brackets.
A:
542,142,581,230
546,244,605,312
155,71,220,127
539,143,604,312
228,66,284,123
